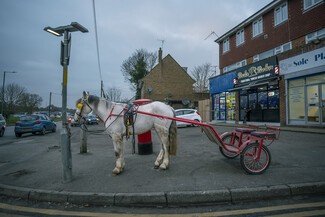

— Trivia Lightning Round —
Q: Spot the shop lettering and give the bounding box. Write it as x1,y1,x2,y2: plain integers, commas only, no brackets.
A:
293,58,308,66
293,52,324,66
315,52,325,61
237,64,274,79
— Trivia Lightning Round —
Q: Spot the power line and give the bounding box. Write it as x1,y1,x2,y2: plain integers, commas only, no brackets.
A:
92,0,106,98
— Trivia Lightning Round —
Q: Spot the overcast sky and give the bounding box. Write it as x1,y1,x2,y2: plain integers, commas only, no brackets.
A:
0,0,272,109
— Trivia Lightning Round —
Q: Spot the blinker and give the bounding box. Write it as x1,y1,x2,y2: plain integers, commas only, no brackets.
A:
77,103,83,110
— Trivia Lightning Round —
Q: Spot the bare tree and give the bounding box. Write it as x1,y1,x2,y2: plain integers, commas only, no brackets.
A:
19,93,43,114
0,83,43,116
3,83,26,116
191,63,214,93
106,87,122,102
121,49,157,99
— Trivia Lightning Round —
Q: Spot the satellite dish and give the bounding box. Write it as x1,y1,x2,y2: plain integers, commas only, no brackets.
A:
146,87,153,93
182,98,190,105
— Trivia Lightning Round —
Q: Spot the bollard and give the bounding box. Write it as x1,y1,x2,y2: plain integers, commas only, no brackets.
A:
133,99,153,155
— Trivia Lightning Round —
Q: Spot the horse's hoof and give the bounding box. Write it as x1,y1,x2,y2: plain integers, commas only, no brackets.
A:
112,168,122,175
159,164,168,170
154,165,159,169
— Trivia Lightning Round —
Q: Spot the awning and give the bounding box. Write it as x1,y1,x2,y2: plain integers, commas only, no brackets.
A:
228,78,278,92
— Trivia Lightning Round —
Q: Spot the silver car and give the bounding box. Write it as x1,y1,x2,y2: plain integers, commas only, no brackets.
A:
175,109,202,127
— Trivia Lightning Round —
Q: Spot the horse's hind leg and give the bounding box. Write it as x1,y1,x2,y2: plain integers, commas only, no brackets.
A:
154,125,170,170
112,134,125,175
154,149,164,169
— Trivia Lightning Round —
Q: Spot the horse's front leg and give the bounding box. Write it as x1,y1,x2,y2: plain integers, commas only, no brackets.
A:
112,134,125,175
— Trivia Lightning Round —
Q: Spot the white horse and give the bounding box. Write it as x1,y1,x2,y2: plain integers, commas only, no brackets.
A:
74,91,177,175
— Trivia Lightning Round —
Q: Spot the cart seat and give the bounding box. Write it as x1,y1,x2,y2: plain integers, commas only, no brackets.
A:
251,131,276,139
236,128,256,133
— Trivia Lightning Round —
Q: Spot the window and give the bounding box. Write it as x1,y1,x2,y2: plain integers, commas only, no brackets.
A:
268,89,279,109
253,55,259,62
223,38,230,53
274,42,292,54
236,60,247,68
306,28,325,44
274,2,288,26
223,59,247,72
236,29,245,46
304,0,322,10
253,17,263,37
259,49,274,60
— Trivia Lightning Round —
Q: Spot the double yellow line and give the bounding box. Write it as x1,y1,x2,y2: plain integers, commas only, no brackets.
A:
1,201,325,217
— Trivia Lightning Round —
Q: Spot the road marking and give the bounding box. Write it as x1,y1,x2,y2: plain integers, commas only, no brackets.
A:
265,209,325,217
0,201,325,217
13,139,34,144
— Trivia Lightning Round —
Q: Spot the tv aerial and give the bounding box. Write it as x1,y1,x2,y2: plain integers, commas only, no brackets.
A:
204,31,218,40
157,39,165,49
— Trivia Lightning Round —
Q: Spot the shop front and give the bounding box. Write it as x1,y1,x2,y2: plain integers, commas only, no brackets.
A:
209,72,236,122
230,56,280,123
280,47,325,126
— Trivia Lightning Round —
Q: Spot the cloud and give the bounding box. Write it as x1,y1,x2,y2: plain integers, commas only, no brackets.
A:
0,0,272,109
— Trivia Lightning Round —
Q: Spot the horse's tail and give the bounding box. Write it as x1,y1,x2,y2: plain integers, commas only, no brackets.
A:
168,111,178,156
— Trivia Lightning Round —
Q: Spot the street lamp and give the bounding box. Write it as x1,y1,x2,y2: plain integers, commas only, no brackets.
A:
44,22,88,182
2,71,17,116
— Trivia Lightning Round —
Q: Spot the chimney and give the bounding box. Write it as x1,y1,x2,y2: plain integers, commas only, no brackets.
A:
158,47,162,64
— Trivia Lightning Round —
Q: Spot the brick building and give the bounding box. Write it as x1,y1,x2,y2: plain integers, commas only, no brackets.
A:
210,0,325,126
141,48,209,109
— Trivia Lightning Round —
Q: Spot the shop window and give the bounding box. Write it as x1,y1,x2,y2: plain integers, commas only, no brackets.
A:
226,92,236,121
239,94,248,121
289,78,304,87
268,89,279,109
258,92,268,109
249,92,257,109
306,74,325,85
288,79,305,120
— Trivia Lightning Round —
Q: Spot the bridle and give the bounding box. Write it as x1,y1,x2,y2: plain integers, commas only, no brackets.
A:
75,98,93,123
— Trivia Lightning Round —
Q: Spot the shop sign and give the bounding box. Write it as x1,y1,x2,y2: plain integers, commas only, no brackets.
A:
279,47,325,75
235,56,278,86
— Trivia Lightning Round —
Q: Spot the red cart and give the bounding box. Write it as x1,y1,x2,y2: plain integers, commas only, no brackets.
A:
135,110,280,175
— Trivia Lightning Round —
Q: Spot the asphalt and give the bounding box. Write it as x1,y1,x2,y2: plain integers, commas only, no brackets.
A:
0,122,325,207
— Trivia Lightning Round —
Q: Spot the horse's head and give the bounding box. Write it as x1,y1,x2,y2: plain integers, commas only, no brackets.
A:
74,91,93,122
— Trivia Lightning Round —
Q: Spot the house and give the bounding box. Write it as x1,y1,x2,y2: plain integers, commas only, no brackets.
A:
210,0,325,126
141,48,209,109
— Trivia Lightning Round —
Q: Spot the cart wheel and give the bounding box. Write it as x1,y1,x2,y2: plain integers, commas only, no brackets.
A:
220,133,240,159
240,143,271,175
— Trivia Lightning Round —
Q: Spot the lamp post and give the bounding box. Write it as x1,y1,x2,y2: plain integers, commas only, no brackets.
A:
2,71,17,116
44,22,88,182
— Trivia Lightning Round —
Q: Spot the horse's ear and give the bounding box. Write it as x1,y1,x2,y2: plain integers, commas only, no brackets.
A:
83,91,89,98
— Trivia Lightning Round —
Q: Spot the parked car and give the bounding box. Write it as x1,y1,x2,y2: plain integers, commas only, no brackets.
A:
70,118,81,127
0,114,6,137
175,109,202,127
86,114,99,125
14,114,57,138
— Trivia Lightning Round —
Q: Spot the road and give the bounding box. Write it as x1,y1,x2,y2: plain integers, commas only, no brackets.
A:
1,122,325,216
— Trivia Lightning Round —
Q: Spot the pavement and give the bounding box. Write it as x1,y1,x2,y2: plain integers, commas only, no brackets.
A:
0,122,325,207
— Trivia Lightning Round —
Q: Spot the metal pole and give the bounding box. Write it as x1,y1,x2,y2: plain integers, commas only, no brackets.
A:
49,92,52,118
61,30,72,182
1,72,5,115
